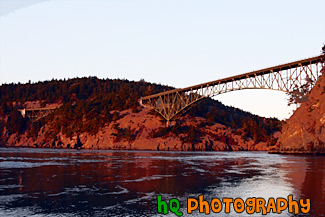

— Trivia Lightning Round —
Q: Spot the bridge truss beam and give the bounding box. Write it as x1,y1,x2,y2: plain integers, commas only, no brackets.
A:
20,108,57,123
140,55,325,124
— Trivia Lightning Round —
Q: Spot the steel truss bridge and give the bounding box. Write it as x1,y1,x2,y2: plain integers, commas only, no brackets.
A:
140,55,325,125
19,107,58,123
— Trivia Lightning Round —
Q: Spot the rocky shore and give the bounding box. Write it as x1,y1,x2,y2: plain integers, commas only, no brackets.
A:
270,74,325,154
3,108,269,151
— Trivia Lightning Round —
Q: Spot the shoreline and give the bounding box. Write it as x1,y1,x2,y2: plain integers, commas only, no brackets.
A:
1,145,267,152
268,150,325,155
3,145,324,155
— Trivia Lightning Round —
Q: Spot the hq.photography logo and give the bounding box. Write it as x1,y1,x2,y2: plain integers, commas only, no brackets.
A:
157,195,310,216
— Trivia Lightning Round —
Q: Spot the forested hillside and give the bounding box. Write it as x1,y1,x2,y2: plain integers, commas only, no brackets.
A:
0,77,281,150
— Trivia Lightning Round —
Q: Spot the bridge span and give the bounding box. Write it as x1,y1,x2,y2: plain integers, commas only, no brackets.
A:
19,107,58,123
140,55,325,125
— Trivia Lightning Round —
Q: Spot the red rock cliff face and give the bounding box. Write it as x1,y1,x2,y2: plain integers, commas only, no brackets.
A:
2,108,269,151
272,73,325,154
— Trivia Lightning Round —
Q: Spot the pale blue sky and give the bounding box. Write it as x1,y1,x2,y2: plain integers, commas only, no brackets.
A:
0,0,324,119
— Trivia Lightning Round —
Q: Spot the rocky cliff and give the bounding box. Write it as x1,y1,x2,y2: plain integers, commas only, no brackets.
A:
271,73,325,154
2,108,270,151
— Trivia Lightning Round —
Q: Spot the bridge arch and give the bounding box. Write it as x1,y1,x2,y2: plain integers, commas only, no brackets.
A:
140,55,325,125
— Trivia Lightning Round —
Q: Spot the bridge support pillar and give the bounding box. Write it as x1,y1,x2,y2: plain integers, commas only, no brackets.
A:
166,120,171,127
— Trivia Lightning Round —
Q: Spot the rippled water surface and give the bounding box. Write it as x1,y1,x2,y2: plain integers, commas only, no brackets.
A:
0,148,324,216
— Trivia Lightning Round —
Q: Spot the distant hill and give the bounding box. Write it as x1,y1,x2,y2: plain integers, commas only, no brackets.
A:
0,77,281,150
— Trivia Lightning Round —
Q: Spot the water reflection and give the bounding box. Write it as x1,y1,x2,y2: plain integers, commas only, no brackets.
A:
300,157,325,216
0,148,324,216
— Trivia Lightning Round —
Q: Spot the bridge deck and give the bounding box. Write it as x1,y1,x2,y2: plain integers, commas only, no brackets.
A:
142,54,325,99
24,107,58,111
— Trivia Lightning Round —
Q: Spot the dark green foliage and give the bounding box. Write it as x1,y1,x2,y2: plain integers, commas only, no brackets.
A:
0,77,171,112
181,126,202,144
150,123,191,139
287,78,315,106
151,124,199,143
6,110,26,134
111,123,136,142
0,101,10,116
27,121,42,139
74,136,83,149
0,77,172,138
0,76,281,142
187,98,281,142
0,120,4,136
